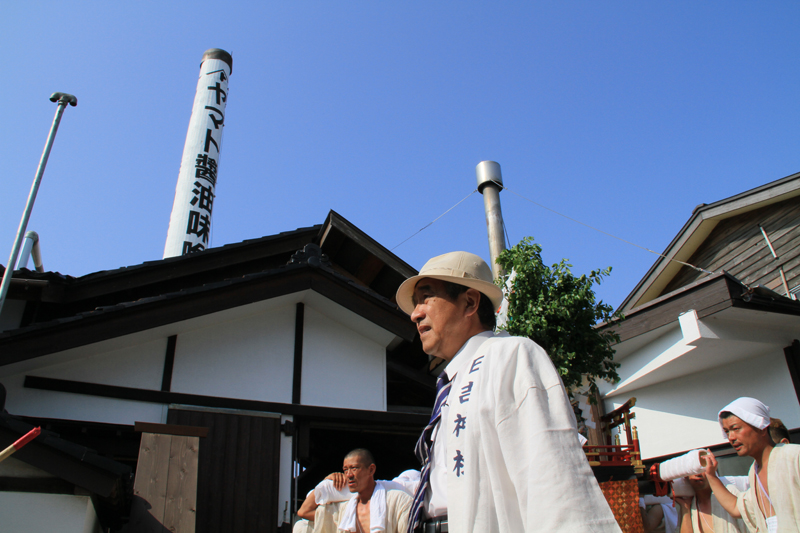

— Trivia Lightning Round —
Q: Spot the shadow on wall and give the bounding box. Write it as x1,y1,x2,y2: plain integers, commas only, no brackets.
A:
122,496,170,533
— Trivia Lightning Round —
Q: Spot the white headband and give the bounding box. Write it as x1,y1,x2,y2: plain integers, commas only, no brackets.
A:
718,397,770,438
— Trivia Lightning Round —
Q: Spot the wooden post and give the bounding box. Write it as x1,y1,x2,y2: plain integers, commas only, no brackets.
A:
127,423,207,533
163,435,200,533
130,433,172,532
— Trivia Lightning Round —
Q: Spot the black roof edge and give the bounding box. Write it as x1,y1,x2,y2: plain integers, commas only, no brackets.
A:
75,225,321,284
321,210,417,277
0,259,417,365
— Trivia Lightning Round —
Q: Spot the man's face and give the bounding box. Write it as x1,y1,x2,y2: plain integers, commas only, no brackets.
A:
342,455,375,494
686,474,709,492
722,415,767,457
409,278,470,361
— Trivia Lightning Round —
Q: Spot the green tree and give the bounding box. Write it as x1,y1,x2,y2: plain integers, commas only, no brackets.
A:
496,237,621,394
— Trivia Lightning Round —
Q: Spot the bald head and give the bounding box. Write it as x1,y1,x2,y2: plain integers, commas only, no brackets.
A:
344,448,375,467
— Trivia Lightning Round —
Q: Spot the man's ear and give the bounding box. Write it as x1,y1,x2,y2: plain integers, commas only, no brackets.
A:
463,288,481,318
758,426,774,445
368,464,376,477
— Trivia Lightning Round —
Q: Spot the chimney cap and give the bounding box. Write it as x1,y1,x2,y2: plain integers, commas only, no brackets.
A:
202,48,233,74
476,160,503,193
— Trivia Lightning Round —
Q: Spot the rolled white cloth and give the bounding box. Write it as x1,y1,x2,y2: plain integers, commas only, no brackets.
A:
314,479,353,505
672,477,695,497
314,472,419,505
389,470,419,495
659,449,706,481
718,397,770,438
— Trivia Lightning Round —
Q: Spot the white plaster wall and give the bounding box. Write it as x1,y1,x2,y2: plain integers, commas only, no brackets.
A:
2,339,167,424
30,338,166,388
0,492,101,533
0,290,392,428
599,325,685,395
2,372,166,424
301,306,386,411
170,304,295,403
608,350,799,458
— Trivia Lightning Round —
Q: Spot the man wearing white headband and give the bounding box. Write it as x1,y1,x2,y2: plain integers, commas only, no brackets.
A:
396,251,620,533
703,397,800,533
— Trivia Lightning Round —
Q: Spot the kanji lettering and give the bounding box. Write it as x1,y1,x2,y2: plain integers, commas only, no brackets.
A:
206,69,227,83
190,181,215,213
182,241,204,254
207,82,227,105
459,382,474,404
195,154,218,185
204,129,219,154
453,414,466,437
186,210,210,243
469,355,484,374
453,450,465,477
205,105,224,129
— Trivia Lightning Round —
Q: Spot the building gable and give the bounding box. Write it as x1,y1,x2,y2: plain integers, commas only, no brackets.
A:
620,171,800,312
662,196,800,297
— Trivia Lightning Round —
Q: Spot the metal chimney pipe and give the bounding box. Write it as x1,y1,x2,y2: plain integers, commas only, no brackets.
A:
164,49,233,258
17,231,44,272
476,160,507,280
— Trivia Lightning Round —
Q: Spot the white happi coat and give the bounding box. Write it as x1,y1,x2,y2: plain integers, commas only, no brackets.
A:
737,443,800,533
294,519,314,533
437,331,620,532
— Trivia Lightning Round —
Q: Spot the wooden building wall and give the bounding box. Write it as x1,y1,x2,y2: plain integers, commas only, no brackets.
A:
663,197,800,296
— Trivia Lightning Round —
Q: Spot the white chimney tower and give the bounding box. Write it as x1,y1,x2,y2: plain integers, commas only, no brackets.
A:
164,48,233,258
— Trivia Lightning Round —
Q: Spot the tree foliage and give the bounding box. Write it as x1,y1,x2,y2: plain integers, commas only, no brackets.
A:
496,237,621,394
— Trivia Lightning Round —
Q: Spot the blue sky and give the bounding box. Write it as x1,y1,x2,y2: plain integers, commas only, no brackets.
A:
2,2,799,310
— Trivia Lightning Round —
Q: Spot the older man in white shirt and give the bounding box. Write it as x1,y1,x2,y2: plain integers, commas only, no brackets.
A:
396,251,620,533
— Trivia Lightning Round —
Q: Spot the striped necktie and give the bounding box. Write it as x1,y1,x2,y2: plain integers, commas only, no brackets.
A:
408,370,451,532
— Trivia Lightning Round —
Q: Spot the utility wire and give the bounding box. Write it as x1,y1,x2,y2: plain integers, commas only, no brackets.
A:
391,179,714,276
497,181,714,275
391,189,478,251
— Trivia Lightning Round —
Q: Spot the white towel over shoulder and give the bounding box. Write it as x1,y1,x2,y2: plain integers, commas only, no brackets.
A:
338,480,387,533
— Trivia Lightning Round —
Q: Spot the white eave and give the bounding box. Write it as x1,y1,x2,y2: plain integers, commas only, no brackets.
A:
600,306,800,399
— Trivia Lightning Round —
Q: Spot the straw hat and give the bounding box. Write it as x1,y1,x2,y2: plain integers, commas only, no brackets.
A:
395,251,503,315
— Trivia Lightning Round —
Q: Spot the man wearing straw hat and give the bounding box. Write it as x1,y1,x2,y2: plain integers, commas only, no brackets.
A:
396,251,620,533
